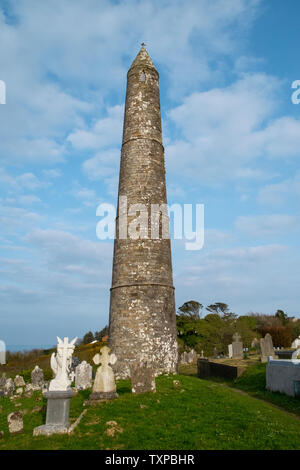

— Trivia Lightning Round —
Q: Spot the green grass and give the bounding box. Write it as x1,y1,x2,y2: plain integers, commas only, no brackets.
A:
232,363,300,416
1,374,300,450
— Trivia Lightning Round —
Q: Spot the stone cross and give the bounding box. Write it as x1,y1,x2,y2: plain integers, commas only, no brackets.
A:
233,333,241,342
49,336,77,392
93,346,117,370
89,346,118,400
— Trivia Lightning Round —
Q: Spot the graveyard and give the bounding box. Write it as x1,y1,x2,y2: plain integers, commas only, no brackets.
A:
2,342,300,450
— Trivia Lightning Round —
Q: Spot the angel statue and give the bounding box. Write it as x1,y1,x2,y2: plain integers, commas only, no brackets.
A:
49,336,77,391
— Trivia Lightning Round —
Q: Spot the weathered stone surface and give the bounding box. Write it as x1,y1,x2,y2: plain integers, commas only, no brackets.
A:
75,360,92,390
7,412,24,434
33,389,75,436
16,387,23,395
14,375,25,387
31,366,44,389
108,45,178,379
4,378,14,397
89,346,118,401
232,333,243,359
260,333,274,362
33,424,68,436
130,360,156,394
0,373,6,390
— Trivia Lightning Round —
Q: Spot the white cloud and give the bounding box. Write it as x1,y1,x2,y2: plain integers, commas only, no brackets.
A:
258,173,300,205
235,214,300,238
68,105,123,150
165,74,300,184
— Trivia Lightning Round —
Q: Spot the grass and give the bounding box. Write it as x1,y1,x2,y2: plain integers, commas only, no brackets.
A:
2,373,300,449
233,362,300,416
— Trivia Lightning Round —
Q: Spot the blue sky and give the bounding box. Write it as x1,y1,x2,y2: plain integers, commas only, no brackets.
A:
0,0,299,348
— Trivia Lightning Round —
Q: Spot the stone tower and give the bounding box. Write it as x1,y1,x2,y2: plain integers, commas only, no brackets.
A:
108,44,178,379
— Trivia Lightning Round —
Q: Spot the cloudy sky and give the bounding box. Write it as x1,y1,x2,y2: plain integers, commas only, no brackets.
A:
0,0,299,349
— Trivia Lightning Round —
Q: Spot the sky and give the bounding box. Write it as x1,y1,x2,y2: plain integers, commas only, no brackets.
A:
0,0,299,349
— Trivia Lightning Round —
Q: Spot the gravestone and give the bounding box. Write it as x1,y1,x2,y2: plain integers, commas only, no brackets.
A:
0,340,5,365
228,344,233,358
31,365,44,389
130,360,156,394
179,349,198,364
260,333,274,363
0,373,6,390
251,338,260,350
4,378,15,397
232,333,243,359
213,347,218,359
7,412,24,434
14,375,25,387
89,346,118,401
291,336,300,349
75,361,92,390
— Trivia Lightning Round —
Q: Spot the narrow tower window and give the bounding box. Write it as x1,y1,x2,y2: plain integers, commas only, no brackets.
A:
140,71,146,82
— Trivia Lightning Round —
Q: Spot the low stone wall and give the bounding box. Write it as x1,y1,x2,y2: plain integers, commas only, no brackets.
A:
197,358,246,380
266,358,300,397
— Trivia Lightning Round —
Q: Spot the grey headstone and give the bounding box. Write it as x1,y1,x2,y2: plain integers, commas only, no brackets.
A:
260,333,275,363
75,361,92,390
31,366,44,389
14,375,25,387
130,361,156,394
232,333,243,359
4,378,15,396
0,373,6,390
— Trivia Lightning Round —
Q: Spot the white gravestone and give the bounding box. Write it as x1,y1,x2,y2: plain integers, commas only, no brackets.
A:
0,340,6,365
292,336,300,349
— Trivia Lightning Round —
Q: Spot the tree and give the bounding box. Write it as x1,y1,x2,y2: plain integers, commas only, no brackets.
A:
95,326,109,341
82,331,94,344
206,302,237,320
178,301,203,320
261,326,292,348
275,309,288,326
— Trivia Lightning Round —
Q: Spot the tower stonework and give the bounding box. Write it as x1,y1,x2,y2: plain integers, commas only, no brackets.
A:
108,45,178,379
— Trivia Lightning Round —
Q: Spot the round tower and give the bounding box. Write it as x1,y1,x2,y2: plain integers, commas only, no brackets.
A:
108,44,178,379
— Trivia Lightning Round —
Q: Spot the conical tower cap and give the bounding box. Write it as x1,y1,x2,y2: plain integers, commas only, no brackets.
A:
129,43,157,72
